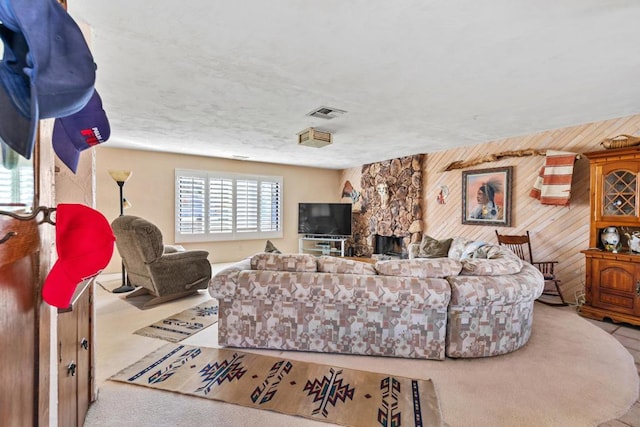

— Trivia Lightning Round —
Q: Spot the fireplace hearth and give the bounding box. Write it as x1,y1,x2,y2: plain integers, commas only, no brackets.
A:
374,234,404,257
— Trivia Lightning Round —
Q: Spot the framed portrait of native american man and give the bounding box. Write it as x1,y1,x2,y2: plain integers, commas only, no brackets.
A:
462,166,513,226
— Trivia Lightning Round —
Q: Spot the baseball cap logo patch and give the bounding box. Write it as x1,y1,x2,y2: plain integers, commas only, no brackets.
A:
80,127,105,146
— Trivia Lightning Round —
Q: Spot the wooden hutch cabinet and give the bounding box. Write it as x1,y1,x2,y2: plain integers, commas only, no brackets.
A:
581,146,640,325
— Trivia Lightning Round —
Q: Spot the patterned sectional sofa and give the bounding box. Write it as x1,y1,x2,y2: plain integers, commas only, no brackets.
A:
208,237,544,360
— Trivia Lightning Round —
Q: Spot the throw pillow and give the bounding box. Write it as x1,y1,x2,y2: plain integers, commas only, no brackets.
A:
418,235,453,258
264,240,282,254
459,241,488,260
459,245,523,275
460,255,523,276
448,236,475,260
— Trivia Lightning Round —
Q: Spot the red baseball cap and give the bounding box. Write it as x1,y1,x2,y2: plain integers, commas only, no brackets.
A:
43,204,115,308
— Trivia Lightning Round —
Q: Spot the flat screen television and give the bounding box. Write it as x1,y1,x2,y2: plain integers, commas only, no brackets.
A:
298,203,352,237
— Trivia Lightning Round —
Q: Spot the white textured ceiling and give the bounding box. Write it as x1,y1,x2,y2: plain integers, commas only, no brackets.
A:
68,1,640,169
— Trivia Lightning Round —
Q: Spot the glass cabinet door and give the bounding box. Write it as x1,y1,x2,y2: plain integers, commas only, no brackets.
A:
602,169,637,217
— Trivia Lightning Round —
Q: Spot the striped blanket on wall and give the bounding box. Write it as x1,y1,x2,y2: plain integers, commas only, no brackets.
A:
529,150,577,206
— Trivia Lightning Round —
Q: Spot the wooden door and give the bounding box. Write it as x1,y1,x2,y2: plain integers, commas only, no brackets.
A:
0,216,40,426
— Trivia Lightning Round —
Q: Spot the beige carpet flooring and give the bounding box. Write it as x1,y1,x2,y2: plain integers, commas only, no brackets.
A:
86,269,639,427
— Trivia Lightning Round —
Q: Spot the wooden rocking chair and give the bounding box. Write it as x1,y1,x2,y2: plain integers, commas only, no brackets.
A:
495,230,567,306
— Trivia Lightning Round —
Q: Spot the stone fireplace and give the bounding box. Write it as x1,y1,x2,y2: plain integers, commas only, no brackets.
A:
349,155,423,257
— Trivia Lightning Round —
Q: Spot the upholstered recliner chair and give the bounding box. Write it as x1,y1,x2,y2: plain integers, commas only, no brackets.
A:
111,215,212,307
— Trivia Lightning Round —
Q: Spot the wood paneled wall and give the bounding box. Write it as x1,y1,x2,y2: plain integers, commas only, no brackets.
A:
422,114,640,303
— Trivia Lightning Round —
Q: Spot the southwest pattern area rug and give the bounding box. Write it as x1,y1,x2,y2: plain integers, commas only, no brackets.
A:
133,304,219,343
110,344,443,427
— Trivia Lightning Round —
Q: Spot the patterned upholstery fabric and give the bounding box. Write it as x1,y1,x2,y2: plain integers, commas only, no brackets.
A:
234,271,450,308
317,255,377,275
374,258,462,278
447,236,476,260
209,257,252,299
250,252,317,272
460,244,523,276
209,247,545,360
210,262,451,360
446,263,544,358
219,298,448,359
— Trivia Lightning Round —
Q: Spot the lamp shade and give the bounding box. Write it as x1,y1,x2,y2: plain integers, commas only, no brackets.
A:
108,169,132,183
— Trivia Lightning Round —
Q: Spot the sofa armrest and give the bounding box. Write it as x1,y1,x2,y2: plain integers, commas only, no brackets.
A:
208,257,252,298
163,244,185,254
160,249,209,261
148,253,212,292
448,262,544,305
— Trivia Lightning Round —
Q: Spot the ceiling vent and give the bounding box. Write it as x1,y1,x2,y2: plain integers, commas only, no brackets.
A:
297,127,332,148
306,106,347,120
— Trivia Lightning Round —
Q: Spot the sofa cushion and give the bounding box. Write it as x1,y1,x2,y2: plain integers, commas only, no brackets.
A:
460,245,523,276
250,253,317,272
447,236,475,260
317,256,377,275
375,258,462,278
233,270,451,309
459,241,489,260
417,235,453,258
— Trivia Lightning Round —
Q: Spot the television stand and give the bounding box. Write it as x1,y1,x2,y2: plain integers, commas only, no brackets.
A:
299,236,347,257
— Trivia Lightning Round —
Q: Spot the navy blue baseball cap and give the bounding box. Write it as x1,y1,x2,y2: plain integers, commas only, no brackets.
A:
0,0,96,159
53,90,110,173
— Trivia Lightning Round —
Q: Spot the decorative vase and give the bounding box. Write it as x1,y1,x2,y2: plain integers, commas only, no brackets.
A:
625,231,640,253
601,226,621,253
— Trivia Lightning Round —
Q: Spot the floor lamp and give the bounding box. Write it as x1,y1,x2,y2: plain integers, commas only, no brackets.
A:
109,169,135,294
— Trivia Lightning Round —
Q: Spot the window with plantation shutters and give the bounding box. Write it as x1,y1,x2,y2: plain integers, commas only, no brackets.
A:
175,169,282,242
0,164,34,211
